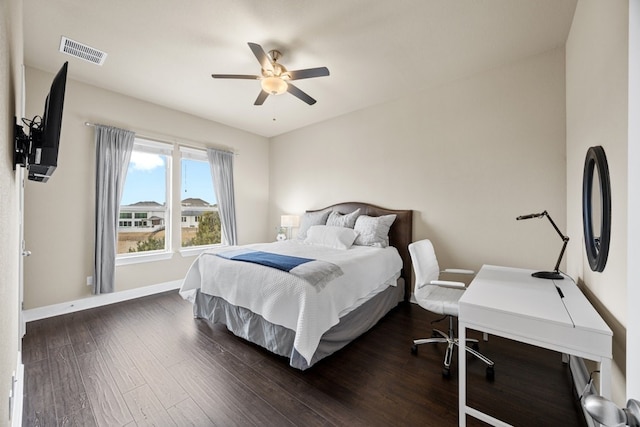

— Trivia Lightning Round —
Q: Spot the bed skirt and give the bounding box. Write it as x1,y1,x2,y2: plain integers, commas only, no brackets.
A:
193,279,405,370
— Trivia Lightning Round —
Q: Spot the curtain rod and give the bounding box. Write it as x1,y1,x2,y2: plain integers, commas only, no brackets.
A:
84,121,239,155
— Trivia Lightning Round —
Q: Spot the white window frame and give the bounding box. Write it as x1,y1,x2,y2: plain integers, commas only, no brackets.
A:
179,146,222,257
116,138,173,265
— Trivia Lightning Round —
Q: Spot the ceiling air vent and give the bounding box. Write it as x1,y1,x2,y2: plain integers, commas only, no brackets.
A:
59,37,107,66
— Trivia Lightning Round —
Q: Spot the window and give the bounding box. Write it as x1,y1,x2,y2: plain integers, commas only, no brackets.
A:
115,140,224,263
117,138,172,256
180,147,220,248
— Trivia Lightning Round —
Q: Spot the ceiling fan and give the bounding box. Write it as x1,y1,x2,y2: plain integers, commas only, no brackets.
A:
212,42,330,106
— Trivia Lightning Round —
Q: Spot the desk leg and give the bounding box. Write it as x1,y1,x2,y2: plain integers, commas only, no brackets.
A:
459,322,467,426
599,358,612,399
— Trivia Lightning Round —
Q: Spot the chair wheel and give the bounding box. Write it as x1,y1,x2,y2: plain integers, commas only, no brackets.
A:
472,342,479,351
486,366,495,382
411,344,418,355
442,367,451,378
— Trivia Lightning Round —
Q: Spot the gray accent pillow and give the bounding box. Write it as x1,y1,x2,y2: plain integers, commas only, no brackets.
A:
353,214,397,247
296,210,330,240
326,208,361,229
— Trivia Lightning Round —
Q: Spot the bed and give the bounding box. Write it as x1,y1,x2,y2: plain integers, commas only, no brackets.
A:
179,202,413,370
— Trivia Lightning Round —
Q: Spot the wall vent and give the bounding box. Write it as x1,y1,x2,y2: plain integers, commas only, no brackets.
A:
59,37,107,66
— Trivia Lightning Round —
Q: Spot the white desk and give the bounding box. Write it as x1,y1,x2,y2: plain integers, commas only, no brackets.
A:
458,265,612,427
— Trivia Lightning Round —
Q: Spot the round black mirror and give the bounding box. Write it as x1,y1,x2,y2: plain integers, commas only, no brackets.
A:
582,146,611,272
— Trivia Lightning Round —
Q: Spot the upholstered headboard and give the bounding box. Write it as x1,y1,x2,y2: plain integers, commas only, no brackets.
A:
306,202,413,301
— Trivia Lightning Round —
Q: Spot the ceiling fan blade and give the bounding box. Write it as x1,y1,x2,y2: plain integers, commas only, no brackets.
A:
254,90,269,106
288,67,330,81
287,83,316,105
211,74,260,79
248,42,273,72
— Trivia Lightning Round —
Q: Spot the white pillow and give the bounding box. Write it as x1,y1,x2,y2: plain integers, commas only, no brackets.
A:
353,214,397,248
304,225,359,250
296,210,330,240
326,208,361,228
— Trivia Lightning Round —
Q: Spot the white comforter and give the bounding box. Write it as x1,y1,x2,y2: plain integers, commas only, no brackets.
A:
179,240,402,364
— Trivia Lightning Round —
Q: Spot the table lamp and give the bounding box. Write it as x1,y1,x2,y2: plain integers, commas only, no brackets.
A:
280,215,300,240
516,210,569,280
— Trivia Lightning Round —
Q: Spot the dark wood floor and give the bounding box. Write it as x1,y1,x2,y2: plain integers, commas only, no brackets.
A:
22,291,587,426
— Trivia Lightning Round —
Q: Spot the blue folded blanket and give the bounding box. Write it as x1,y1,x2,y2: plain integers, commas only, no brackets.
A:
216,248,343,289
223,250,313,272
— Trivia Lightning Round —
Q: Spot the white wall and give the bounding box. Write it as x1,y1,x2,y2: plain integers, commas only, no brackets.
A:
0,0,23,424
23,68,270,309
566,0,629,405
270,48,567,273
627,0,640,401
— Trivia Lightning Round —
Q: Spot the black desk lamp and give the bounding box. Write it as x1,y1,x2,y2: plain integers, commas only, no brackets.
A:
516,210,569,280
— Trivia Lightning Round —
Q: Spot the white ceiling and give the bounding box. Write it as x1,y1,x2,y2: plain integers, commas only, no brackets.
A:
23,0,577,138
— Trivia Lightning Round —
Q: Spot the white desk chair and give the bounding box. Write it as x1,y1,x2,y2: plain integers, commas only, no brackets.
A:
409,239,494,379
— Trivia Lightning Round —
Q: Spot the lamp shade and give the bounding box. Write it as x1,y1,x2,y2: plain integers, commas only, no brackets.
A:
261,77,288,95
280,215,299,228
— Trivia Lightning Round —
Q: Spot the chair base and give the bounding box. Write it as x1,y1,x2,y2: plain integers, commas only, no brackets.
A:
411,317,495,381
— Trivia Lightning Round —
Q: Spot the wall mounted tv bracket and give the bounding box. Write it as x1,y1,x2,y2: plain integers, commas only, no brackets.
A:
13,117,30,169
13,116,42,170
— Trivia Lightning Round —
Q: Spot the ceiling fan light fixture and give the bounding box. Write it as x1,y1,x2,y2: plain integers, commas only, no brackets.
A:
261,76,288,95
212,43,327,105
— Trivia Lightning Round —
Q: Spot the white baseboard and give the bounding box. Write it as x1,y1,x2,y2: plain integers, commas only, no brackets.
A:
10,352,23,427
22,280,182,322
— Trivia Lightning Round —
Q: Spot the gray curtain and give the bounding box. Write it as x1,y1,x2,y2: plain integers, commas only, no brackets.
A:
207,148,237,245
94,125,135,294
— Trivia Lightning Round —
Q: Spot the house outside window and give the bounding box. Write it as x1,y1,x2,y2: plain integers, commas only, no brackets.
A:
117,138,172,256
180,147,220,248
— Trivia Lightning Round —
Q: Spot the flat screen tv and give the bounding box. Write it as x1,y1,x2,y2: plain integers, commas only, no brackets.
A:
14,61,68,182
